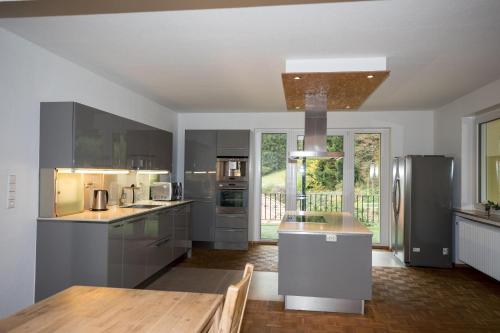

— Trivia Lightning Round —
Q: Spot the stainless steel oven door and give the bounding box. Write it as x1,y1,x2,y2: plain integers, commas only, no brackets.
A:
216,183,248,214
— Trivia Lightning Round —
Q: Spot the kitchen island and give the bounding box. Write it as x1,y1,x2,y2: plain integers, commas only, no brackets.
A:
278,211,372,314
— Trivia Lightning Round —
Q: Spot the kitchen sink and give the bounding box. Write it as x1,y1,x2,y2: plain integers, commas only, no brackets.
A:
123,204,160,209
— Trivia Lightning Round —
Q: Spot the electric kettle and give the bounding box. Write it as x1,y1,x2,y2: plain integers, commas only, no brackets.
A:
91,189,109,211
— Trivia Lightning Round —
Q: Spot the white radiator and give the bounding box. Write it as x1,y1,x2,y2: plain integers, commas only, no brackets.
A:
456,216,500,281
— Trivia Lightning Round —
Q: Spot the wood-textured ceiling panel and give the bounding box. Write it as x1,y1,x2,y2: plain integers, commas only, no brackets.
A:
282,71,389,111
0,0,371,18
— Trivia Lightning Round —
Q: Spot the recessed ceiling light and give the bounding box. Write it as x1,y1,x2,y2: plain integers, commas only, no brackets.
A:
293,76,301,80
295,106,301,109
346,105,351,109
367,75,374,79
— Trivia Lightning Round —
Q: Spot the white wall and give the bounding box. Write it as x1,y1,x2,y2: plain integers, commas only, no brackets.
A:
178,110,435,241
0,28,177,318
434,78,500,208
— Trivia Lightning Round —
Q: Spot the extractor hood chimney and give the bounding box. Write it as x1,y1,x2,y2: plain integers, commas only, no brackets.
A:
289,92,344,160
284,57,389,160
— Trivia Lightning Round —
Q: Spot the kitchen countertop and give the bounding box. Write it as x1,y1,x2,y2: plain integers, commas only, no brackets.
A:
454,209,500,228
278,211,372,235
37,200,193,223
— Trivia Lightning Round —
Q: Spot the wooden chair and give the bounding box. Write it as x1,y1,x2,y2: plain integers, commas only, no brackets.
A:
213,263,254,333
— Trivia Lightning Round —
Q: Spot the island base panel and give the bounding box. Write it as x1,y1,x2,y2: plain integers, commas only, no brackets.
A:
285,295,364,314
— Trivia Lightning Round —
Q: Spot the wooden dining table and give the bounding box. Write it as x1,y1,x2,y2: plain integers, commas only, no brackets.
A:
0,286,224,333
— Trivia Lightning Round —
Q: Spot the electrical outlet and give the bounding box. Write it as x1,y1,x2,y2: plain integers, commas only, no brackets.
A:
443,248,449,255
326,234,337,242
412,247,420,253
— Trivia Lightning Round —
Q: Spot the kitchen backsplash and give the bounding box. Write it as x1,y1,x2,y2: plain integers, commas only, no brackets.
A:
52,171,171,216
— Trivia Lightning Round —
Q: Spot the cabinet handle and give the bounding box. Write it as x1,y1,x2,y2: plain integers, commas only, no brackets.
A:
112,224,123,228
153,236,171,247
155,239,171,247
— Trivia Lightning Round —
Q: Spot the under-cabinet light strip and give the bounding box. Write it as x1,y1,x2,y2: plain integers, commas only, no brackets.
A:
56,168,130,175
136,170,170,175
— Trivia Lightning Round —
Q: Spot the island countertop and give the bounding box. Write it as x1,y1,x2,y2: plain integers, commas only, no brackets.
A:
37,200,193,223
278,211,372,235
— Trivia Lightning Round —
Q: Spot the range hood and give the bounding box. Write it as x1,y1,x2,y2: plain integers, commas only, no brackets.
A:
289,93,344,160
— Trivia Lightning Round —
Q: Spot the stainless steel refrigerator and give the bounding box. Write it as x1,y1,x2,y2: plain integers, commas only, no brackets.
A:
391,155,454,268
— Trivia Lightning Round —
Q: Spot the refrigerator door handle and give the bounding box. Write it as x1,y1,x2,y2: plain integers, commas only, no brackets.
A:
395,178,401,216
392,180,397,217
392,178,400,217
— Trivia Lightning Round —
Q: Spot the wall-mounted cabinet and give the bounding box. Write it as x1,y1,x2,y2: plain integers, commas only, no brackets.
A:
40,102,172,171
216,130,250,157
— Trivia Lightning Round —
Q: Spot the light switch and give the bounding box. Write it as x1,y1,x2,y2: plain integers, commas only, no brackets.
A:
6,175,16,209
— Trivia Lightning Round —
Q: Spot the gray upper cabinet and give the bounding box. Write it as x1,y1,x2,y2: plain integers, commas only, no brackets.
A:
74,103,114,168
40,102,173,170
216,130,250,157
185,130,217,172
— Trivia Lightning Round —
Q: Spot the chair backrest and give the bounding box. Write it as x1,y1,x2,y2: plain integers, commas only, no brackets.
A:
218,263,254,333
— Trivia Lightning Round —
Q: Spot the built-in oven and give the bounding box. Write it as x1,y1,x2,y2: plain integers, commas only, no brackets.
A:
216,158,248,182
216,182,248,214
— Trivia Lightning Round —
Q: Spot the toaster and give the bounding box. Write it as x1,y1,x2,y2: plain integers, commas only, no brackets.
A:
150,182,173,201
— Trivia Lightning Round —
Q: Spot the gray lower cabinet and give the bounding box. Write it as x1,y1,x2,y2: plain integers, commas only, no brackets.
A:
122,217,148,288
191,200,216,242
108,222,125,287
35,204,191,301
145,211,174,277
173,205,192,258
215,213,248,250
278,232,372,301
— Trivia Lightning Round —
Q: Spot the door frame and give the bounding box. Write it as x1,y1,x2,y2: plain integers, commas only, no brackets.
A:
254,128,390,246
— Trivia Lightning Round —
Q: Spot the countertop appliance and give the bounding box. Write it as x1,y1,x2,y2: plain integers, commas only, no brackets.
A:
391,155,453,268
172,182,183,200
91,189,108,211
121,184,141,205
216,158,248,182
151,182,172,201
151,182,182,201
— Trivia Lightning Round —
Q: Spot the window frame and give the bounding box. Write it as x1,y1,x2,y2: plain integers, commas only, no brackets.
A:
475,107,500,205
477,115,500,204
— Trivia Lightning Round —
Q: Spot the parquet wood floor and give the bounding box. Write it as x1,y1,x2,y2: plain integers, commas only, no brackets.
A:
242,266,500,332
181,245,500,332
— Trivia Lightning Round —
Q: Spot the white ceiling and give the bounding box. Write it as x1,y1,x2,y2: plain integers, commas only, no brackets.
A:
1,0,500,113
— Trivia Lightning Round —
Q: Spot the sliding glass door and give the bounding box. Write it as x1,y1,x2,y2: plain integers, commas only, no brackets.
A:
354,133,382,243
259,133,288,240
256,129,388,244
296,133,345,212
